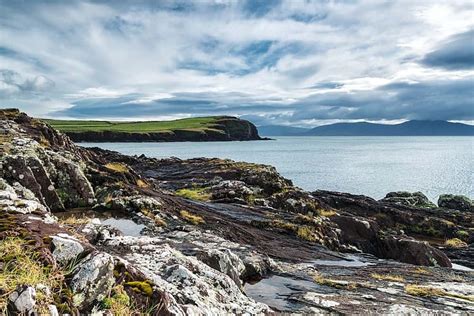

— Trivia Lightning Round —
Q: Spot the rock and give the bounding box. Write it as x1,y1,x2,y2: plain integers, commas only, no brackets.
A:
103,237,271,314
269,189,323,214
108,195,162,214
376,236,451,267
48,305,59,316
381,191,436,208
209,180,258,203
69,252,115,309
8,285,36,315
438,194,473,212
51,234,85,265
197,248,246,288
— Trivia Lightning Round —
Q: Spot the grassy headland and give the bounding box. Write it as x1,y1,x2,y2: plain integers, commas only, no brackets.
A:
41,116,262,142
43,117,225,133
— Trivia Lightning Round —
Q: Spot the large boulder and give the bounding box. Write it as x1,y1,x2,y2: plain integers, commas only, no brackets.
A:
381,191,436,208
375,236,451,267
438,194,473,212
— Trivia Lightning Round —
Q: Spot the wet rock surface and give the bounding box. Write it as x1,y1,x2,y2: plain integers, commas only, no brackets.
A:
1,109,473,315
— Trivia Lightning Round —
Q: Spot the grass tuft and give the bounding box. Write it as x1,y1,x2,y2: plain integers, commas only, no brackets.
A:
0,238,64,314
179,210,205,225
105,162,129,173
175,188,211,202
444,238,468,248
297,226,318,242
317,209,338,217
136,179,148,188
413,267,432,275
371,273,405,282
58,215,92,225
405,284,474,302
313,274,358,290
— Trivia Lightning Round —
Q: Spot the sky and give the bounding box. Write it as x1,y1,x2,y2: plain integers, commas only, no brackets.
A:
0,0,473,127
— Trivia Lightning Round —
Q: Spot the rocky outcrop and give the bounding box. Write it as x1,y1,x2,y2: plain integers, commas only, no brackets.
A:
1,109,473,315
438,194,474,212
381,191,436,208
60,117,266,142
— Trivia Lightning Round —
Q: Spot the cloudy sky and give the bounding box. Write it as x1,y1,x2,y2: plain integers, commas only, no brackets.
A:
0,0,473,126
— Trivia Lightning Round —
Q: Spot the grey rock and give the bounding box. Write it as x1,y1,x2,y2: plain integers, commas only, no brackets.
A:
51,234,85,265
69,252,115,309
197,248,246,288
8,285,36,315
48,304,59,316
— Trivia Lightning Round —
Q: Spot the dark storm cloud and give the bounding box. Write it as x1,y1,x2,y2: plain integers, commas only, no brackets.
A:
288,77,474,121
422,29,474,70
56,77,474,122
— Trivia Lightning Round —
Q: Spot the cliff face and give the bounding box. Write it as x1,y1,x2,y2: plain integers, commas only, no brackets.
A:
56,117,264,142
1,108,473,315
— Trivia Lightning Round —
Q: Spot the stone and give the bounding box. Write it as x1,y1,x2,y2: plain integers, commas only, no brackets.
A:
69,252,115,309
103,237,271,314
48,305,59,316
376,236,451,267
381,191,436,208
51,234,85,265
438,194,473,212
8,285,36,314
197,248,246,288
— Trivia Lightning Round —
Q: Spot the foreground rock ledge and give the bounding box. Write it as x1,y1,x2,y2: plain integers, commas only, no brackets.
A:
0,108,473,315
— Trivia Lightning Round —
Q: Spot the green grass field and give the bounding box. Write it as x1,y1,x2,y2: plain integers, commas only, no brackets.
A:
42,117,226,133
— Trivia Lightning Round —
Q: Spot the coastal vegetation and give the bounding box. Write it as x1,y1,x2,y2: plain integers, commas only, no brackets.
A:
43,117,224,133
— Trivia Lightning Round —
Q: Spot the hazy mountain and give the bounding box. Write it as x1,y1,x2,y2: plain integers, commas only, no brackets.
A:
258,125,310,136
258,121,474,136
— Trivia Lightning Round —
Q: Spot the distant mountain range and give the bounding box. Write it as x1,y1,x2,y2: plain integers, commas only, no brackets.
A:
258,120,474,136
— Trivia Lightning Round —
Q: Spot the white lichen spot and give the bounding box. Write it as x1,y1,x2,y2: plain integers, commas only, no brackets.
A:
18,174,24,180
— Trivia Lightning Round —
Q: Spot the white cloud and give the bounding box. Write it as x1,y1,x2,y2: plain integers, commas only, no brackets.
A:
0,0,472,123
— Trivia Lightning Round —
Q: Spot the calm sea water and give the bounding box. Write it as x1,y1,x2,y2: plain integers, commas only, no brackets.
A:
81,136,473,201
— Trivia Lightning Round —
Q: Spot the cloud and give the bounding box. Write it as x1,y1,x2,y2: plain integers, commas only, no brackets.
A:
422,29,474,70
0,0,473,125
0,69,55,96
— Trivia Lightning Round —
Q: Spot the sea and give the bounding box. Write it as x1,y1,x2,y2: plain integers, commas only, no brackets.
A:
81,136,473,202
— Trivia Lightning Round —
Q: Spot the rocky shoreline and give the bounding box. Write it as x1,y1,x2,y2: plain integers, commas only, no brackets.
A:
0,108,473,315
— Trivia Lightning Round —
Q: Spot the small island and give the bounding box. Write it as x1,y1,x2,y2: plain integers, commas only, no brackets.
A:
43,116,264,142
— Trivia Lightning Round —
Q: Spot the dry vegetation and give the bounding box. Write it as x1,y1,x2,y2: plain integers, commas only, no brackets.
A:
179,210,205,225
175,188,211,202
0,238,65,314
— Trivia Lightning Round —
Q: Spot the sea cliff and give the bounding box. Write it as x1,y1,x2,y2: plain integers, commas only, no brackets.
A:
45,116,264,142
0,108,473,315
